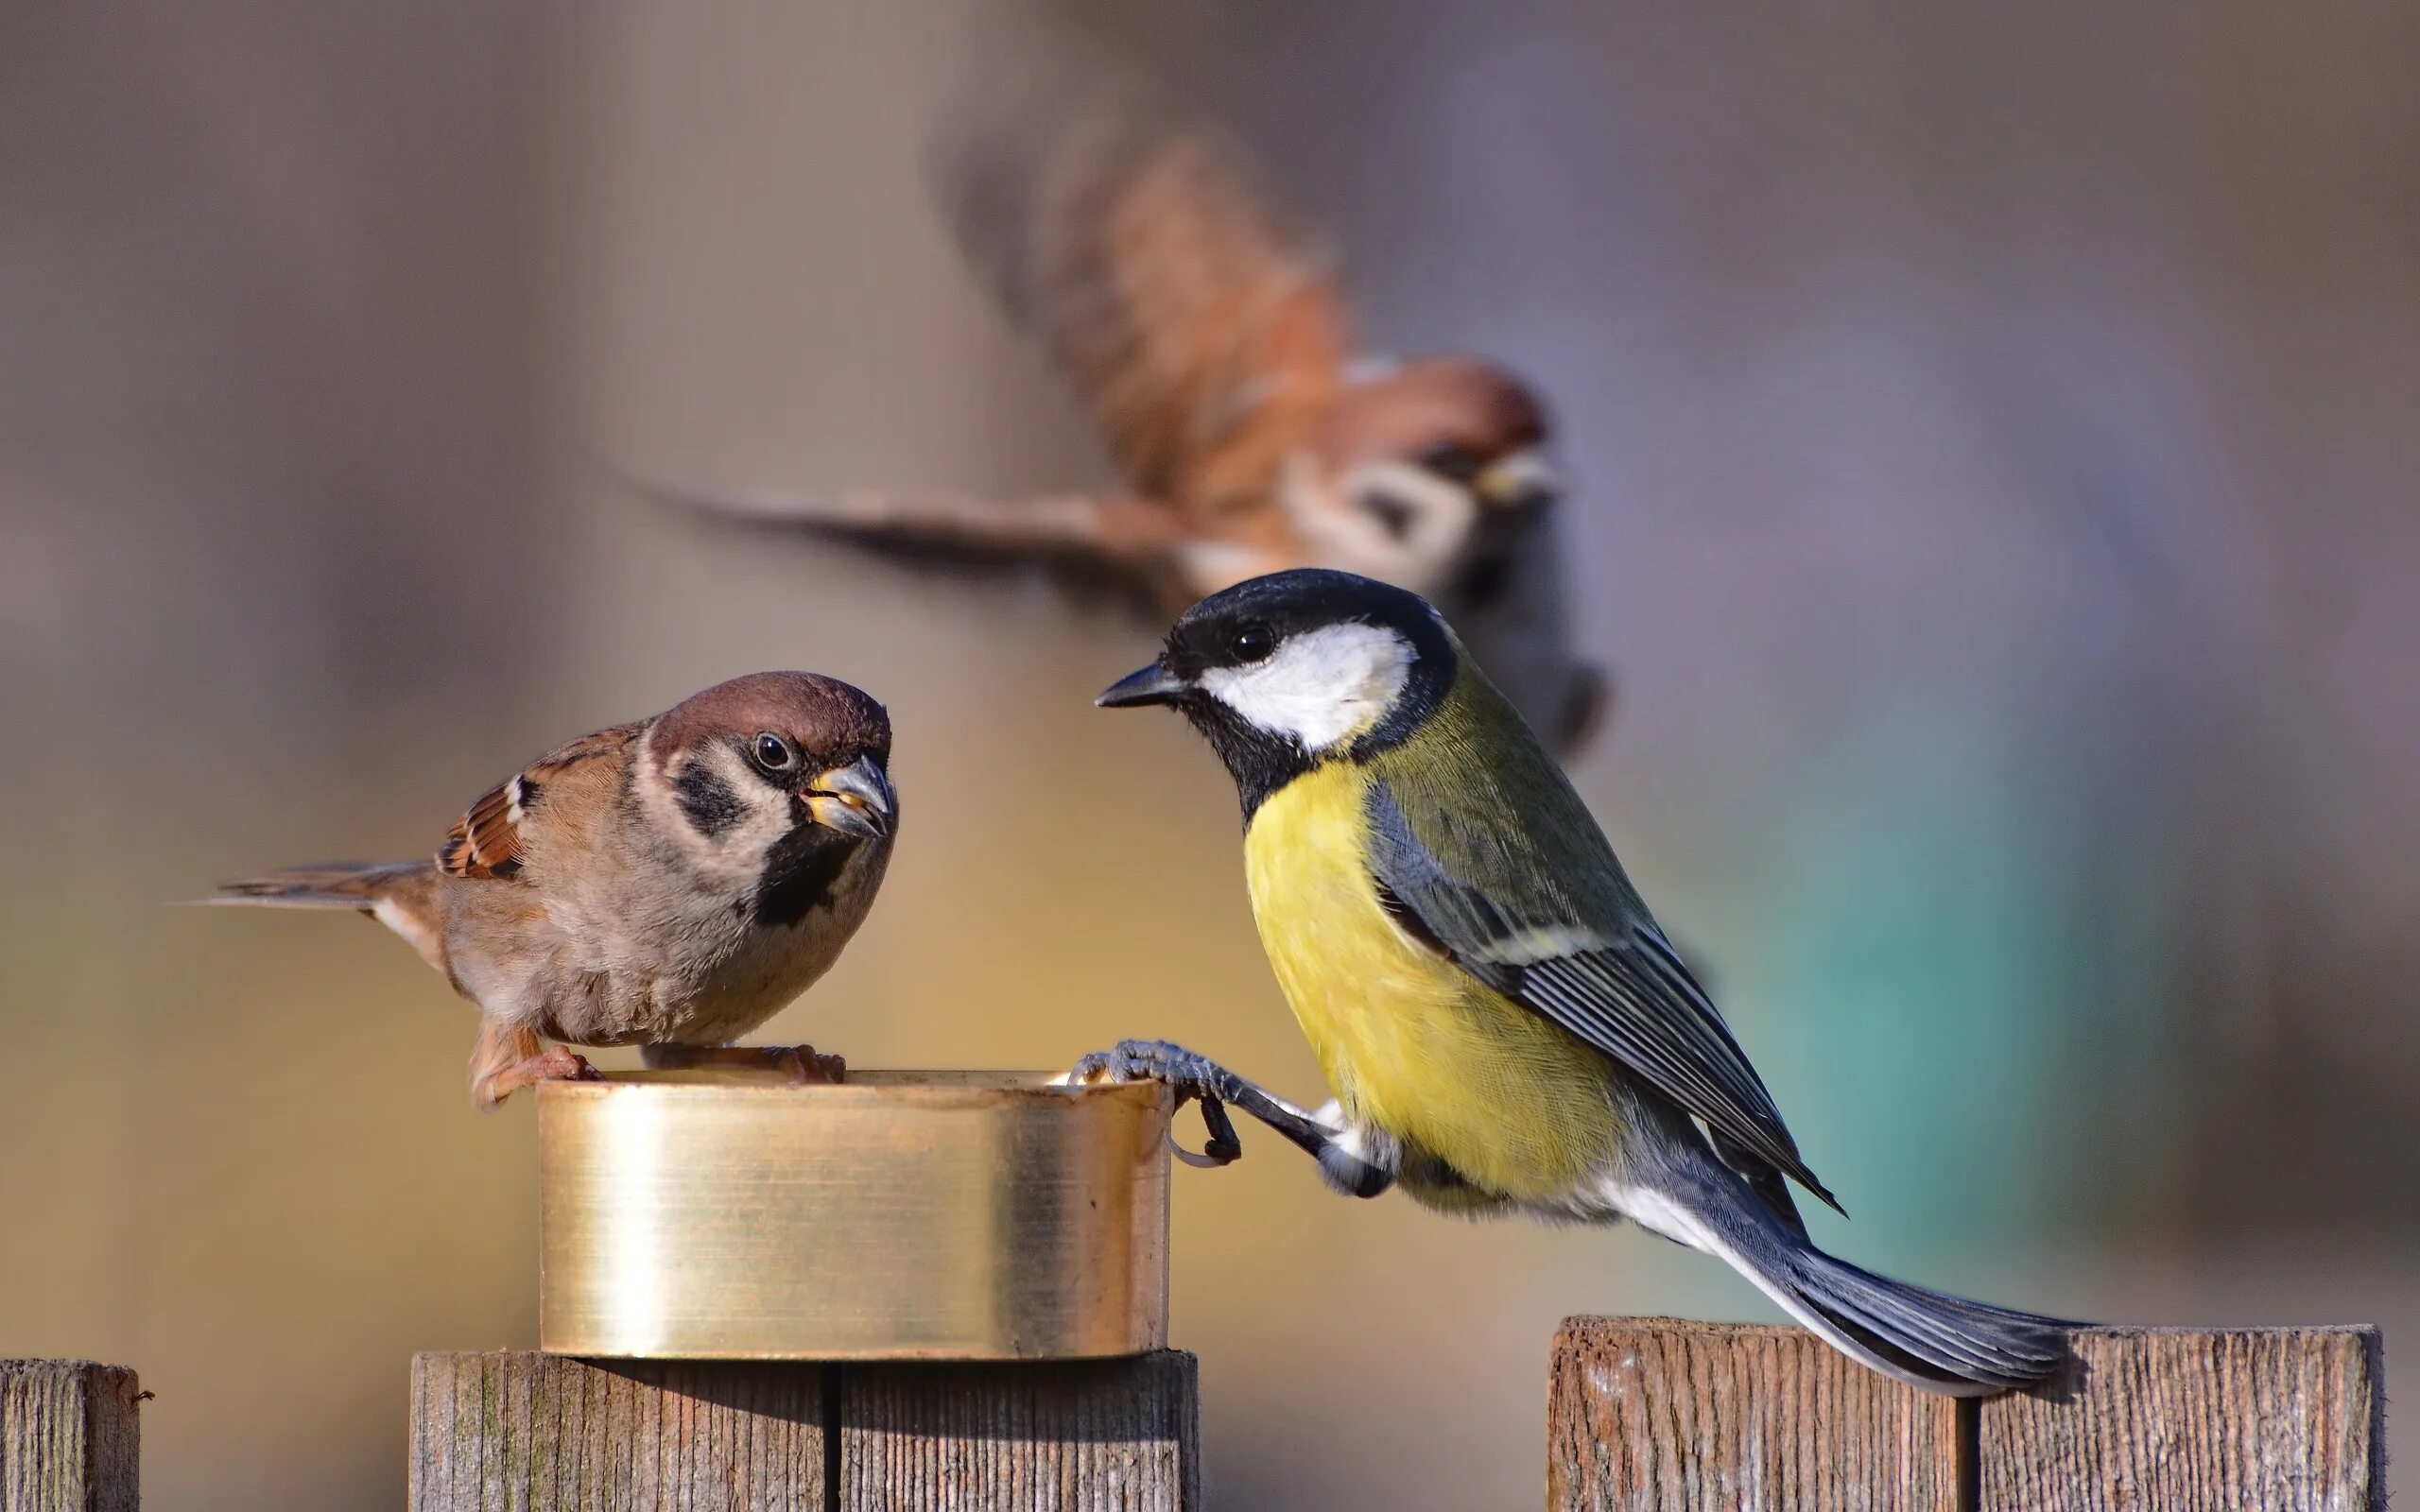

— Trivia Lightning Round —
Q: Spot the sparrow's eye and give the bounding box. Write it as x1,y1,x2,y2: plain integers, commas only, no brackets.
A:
752,731,797,771
1228,622,1278,664
1418,441,1485,483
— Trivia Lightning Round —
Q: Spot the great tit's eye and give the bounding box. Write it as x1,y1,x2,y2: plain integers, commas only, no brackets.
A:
1418,441,1485,483
752,731,797,771
1228,622,1278,663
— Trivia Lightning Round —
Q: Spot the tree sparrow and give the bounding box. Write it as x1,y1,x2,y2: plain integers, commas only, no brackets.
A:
208,672,897,1108
626,51,1607,753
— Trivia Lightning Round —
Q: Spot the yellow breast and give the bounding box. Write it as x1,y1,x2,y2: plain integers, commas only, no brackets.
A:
1242,765,1621,1202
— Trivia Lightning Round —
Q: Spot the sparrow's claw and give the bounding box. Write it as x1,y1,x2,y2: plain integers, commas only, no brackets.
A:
642,1041,846,1084
474,1042,602,1109
1070,1039,1247,1166
759,1044,848,1085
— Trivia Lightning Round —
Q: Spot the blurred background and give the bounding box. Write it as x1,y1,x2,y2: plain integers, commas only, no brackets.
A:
4,2,2415,1505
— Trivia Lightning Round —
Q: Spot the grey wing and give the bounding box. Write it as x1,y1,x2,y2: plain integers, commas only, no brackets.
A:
1363,779,1840,1213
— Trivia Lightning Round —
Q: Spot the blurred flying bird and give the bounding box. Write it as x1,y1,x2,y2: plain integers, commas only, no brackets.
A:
205,673,897,1108
1078,570,2076,1395
631,53,1606,752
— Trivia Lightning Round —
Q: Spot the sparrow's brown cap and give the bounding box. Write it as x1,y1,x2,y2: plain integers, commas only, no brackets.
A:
1316,357,1551,472
653,672,890,764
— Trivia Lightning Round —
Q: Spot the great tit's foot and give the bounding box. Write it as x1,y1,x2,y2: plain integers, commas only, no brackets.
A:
1074,1041,1402,1197
642,1042,848,1084
1071,1039,1247,1167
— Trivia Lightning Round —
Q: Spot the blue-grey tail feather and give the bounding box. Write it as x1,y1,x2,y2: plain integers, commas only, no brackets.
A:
1779,1247,2075,1393
1650,1126,2076,1396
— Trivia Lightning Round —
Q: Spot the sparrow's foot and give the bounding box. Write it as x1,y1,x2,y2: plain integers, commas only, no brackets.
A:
642,1042,848,1084
1069,1039,1246,1167
475,1044,602,1110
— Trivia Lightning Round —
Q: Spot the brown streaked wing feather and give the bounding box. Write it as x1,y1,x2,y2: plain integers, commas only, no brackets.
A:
936,66,1351,519
436,723,639,880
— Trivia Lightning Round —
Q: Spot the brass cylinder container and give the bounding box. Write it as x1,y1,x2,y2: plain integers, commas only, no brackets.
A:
537,1071,1172,1360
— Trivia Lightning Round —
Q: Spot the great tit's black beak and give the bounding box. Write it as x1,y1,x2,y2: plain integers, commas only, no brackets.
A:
1096,662,1187,709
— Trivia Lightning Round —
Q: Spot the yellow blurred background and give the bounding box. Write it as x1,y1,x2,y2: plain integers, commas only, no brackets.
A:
4,3,2415,1505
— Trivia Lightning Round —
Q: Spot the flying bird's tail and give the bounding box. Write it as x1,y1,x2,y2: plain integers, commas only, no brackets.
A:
617,471,1186,584
1616,1128,2075,1396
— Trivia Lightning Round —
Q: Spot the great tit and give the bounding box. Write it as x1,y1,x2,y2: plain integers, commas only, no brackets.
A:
1083,567,2073,1395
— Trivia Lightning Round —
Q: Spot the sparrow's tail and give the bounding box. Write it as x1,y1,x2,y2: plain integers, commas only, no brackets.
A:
199,861,450,974
1627,1138,2076,1396
202,861,429,909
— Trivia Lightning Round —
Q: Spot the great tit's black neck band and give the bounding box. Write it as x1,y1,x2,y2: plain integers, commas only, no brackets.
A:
1185,703,1311,824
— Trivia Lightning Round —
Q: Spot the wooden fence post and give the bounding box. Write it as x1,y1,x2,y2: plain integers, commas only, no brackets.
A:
410,1353,829,1511
1548,1318,1960,1511
409,1350,1199,1512
838,1354,1197,1512
1549,1319,2384,1512
1977,1326,2381,1511
0,1360,142,1512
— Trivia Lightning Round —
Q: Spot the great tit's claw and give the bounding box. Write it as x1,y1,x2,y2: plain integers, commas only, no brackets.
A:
1070,1038,1245,1167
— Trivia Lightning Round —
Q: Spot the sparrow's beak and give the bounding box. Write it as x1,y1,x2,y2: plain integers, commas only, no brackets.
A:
804,755,893,840
1475,449,1561,516
1096,662,1188,709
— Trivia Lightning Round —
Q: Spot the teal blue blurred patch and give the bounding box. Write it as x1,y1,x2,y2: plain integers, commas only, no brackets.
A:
1732,700,2175,1265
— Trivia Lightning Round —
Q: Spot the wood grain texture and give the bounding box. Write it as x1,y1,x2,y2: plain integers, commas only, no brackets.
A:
0,1360,141,1512
408,1352,826,1511
1548,1318,1959,1512
838,1352,1198,1512
1978,1327,2383,1512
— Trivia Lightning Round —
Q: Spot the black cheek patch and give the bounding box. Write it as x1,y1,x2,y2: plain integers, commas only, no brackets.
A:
1362,491,1420,542
751,821,856,928
674,762,749,838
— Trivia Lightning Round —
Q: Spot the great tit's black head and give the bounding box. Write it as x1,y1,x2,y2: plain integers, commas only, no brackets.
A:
1098,570,1456,807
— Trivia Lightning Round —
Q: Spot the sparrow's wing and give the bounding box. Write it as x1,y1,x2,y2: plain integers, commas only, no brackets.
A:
621,474,1191,573
1359,755,1839,1213
935,60,1353,516
437,724,640,881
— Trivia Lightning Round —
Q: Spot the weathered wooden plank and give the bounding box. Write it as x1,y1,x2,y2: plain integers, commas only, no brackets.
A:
408,1352,826,1511
1978,1326,2382,1512
409,1351,1198,1511
0,1360,142,1512
1548,1318,1959,1512
837,1352,1198,1512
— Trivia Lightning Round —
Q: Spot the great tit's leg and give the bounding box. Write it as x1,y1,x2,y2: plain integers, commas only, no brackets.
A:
642,1042,847,1084
1070,1039,1396,1197
1072,1039,1246,1165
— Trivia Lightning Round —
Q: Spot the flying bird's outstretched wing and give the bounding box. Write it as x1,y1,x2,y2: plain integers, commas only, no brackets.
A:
933,56,1353,521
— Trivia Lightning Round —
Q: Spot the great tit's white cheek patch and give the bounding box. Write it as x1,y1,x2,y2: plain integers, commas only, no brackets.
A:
1201,622,1414,750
